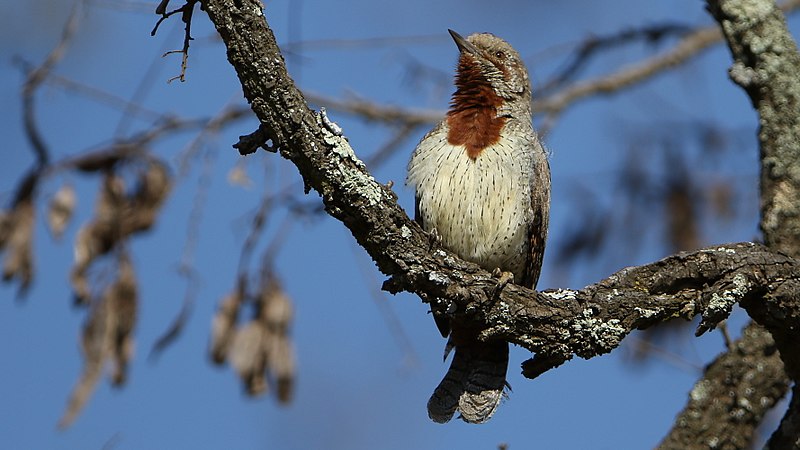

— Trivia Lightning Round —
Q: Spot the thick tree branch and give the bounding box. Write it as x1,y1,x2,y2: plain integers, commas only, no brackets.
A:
657,1,800,447
708,0,800,266
657,323,788,450
705,0,800,447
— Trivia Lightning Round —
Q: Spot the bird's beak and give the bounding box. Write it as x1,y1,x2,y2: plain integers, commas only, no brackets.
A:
448,29,480,56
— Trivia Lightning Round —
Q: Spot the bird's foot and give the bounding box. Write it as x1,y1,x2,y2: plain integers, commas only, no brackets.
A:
427,227,442,251
490,269,514,298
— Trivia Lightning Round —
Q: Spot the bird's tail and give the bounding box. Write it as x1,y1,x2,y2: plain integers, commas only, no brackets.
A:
427,339,509,424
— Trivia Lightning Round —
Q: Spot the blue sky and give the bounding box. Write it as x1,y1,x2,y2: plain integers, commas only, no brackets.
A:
0,1,793,449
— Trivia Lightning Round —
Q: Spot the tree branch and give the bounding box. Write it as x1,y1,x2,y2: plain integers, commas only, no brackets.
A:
657,323,789,450
704,0,800,446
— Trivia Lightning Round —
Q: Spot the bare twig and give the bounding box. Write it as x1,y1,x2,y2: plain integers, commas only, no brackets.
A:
539,23,693,94
284,34,445,52
149,147,217,359
349,241,419,370
304,91,443,125
28,68,168,123
152,0,199,83
536,0,800,124
20,0,84,168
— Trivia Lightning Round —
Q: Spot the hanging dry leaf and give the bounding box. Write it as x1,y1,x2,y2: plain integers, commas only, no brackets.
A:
69,164,171,305
129,160,171,231
268,335,295,404
214,272,296,403
47,183,76,239
229,321,269,396
209,290,243,364
60,252,138,428
138,160,171,206
262,283,295,403
258,276,295,402
70,225,95,304
110,253,137,386
262,281,293,332
0,210,11,248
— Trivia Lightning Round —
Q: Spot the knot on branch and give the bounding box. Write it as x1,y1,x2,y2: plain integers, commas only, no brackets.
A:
233,124,276,155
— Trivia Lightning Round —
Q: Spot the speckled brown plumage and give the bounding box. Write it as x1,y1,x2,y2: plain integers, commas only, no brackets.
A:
407,30,550,424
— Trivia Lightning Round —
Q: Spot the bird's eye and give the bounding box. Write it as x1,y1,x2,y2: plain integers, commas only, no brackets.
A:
494,50,505,59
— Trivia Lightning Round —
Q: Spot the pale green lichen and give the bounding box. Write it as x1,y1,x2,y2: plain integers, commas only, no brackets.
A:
634,307,658,319
570,308,627,357
428,271,448,285
690,379,710,402
707,273,750,316
331,153,386,207
316,112,393,207
544,289,577,301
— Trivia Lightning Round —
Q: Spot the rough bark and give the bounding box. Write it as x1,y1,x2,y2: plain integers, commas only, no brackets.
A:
659,1,800,447
708,0,800,376
199,0,800,442
657,324,788,450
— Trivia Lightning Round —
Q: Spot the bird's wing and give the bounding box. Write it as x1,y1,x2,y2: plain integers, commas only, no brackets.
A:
522,144,551,290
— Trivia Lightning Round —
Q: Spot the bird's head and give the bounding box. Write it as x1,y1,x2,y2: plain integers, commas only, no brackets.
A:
448,30,531,112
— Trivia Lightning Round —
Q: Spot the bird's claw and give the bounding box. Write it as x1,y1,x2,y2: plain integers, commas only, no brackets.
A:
427,227,442,250
491,270,514,298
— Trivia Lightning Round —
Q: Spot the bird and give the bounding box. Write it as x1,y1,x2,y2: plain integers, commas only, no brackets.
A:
406,30,550,424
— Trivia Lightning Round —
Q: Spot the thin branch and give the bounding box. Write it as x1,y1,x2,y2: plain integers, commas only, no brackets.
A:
304,91,443,126
149,147,217,359
535,0,800,123
235,193,273,281
536,25,721,120
362,123,420,170
283,34,445,52
30,68,168,123
152,0,199,83
20,0,84,168
539,23,694,95
349,241,419,370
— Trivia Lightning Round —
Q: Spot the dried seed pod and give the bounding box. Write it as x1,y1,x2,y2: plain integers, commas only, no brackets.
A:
110,253,137,386
0,210,11,248
262,282,293,332
257,276,295,403
2,200,35,294
229,321,268,396
209,291,243,364
140,160,171,206
61,253,138,428
61,284,112,428
47,183,76,239
268,336,295,404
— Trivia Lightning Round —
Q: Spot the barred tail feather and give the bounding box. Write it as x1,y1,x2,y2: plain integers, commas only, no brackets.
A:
427,339,509,424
